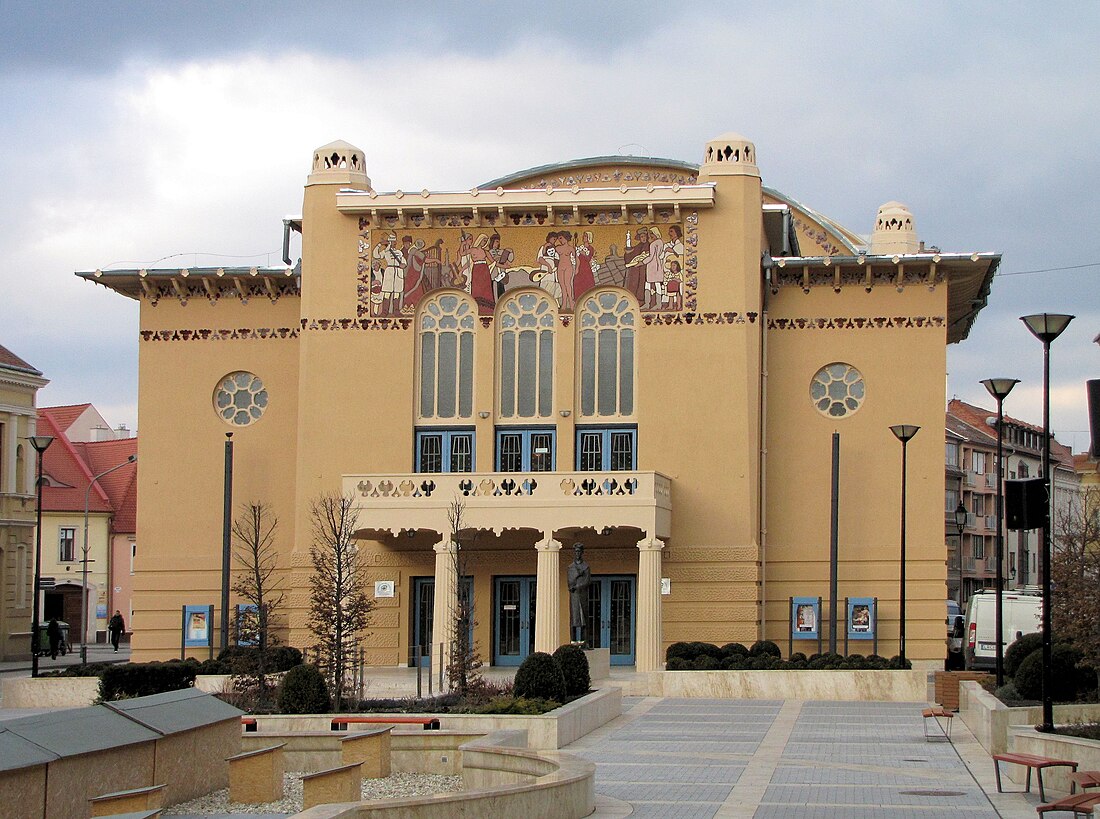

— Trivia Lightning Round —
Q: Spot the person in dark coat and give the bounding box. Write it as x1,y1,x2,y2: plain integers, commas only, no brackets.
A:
46,617,62,659
108,610,126,652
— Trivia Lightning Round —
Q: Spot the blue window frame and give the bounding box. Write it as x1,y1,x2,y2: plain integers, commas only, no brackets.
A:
576,427,636,471
416,429,474,473
496,428,556,472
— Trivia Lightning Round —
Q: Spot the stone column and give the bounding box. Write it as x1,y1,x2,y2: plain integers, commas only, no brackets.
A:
534,537,562,654
431,540,458,679
635,538,665,672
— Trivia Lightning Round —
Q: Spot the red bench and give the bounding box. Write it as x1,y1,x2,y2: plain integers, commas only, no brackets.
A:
921,707,953,740
993,752,1079,802
1069,771,1100,794
1036,791,1100,816
241,717,257,733
331,716,440,731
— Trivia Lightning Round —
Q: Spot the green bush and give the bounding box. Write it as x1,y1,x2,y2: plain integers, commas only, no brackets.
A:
552,644,591,697
887,654,912,669
722,655,748,670
749,640,781,658
694,656,722,670
1004,633,1044,678
666,657,690,671
40,662,114,678
666,642,695,662
690,641,723,660
1015,644,1087,702
513,652,566,702
471,696,559,715
720,642,749,660
278,664,331,713
213,645,304,675
98,660,199,701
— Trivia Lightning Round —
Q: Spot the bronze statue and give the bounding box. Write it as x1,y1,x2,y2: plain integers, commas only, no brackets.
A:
567,542,591,643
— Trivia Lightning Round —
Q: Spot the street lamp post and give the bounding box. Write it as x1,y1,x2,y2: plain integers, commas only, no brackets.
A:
1021,312,1074,732
954,501,968,606
27,435,54,678
81,454,137,664
890,424,920,666
981,378,1019,688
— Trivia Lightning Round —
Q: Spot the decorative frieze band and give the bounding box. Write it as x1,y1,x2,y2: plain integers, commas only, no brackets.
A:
139,327,299,342
767,315,946,331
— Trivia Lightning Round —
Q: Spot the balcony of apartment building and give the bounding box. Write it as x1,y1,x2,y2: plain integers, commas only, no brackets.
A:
341,468,672,671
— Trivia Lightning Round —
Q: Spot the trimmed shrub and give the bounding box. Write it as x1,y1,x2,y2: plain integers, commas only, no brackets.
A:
41,662,114,679
513,652,566,702
789,652,807,664
666,642,695,662
722,655,749,670
694,656,722,671
99,660,198,701
553,644,591,697
1004,633,1044,679
1015,643,1086,702
690,642,723,660
720,642,749,660
278,664,331,714
749,640,781,658
666,657,691,671
471,696,559,715
213,645,304,675
887,655,912,670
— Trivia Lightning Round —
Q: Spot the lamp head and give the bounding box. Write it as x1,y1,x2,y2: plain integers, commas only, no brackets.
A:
1021,313,1074,344
28,435,54,454
981,378,1020,402
954,502,968,533
889,424,920,443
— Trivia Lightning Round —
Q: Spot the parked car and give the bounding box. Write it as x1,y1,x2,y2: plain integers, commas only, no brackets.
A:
963,589,1042,671
946,600,964,669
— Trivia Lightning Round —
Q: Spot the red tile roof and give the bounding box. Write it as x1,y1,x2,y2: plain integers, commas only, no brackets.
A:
40,404,93,434
0,343,41,375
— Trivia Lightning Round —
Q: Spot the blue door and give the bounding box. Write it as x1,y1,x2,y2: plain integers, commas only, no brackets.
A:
585,576,635,665
412,577,472,668
494,576,536,666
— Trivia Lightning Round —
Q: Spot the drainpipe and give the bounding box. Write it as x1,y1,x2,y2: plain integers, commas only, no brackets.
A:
758,302,770,642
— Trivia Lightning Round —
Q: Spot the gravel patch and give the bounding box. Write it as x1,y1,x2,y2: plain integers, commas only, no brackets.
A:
162,771,463,815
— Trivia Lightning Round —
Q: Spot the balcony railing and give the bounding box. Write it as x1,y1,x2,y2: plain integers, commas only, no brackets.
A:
342,470,672,541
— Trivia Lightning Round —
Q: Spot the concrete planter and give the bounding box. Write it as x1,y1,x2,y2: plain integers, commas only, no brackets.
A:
1,676,100,708
658,670,930,701
958,680,1100,756
1004,727,1100,794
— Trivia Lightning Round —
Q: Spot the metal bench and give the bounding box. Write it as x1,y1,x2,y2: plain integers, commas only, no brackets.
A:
993,752,1079,802
331,716,440,731
921,706,953,741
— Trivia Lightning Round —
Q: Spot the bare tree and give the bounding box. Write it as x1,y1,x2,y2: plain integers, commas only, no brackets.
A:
446,498,483,697
307,491,373,710
230,501,285,708
1052,485,1100,690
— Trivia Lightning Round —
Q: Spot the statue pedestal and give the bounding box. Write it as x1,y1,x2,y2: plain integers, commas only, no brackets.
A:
584,647,611,681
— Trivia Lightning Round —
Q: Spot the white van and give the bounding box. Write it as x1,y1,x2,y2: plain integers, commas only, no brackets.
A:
963,589,1042,671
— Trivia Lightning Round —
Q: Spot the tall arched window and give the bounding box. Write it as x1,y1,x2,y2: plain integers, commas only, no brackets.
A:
498,291,555,419
418,293,475,420
578,291,635,418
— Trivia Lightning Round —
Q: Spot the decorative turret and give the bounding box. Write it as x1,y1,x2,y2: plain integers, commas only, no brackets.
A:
307,140,371,188
699,132,760,178
870,201,919,254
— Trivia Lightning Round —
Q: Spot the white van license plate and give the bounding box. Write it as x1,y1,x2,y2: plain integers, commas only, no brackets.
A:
979,642,996,651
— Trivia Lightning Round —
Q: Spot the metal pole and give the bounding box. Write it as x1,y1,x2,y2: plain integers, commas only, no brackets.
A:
994,398,1006,687
829,432,839,654
31,445,47,677
899,437,908,665
221,433,234,654
1040,340,1053,731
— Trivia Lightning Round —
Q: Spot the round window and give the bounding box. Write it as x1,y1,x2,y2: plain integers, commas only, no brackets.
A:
214,372,269,426
810,363,865,418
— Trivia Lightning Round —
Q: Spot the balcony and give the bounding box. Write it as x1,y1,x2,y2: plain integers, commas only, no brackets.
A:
342,470,672,541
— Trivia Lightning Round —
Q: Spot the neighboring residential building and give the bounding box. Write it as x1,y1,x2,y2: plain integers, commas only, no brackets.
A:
0,344,48,660
79,133,1002,668
36,406,137,646
946,398,1081,604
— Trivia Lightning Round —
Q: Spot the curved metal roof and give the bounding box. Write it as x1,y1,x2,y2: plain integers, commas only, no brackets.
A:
479,155,699,189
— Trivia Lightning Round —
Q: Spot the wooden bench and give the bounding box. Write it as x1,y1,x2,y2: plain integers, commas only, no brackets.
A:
921,707,953,741
88,784,166,816
227,743,286,804
1069,771,1100,794
331,716,440,731
993,752,1079,802
302,762,363,810
1036,791,1100,816
241,716,258,732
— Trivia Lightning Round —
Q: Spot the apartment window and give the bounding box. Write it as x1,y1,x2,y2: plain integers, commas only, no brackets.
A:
59,527,76,562
576,427,636,471
945,442,959,468
578,291,635,418
945,488,959,513
498,292,555,419
972,452,987,474
418,293,475,420
1018,462,1029,478
496,428,555,472
131,541,136,575
972,535,985,560
416,429,474,473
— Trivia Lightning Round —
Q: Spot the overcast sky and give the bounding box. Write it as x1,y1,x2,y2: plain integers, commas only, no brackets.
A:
2,1,1096,450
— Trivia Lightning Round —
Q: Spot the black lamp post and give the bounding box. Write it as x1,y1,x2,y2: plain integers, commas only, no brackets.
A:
981,377,1019,688
28,434,54,677
890,424,920,665
1021,312,1074,732
221,432,234,653
954,501,968,605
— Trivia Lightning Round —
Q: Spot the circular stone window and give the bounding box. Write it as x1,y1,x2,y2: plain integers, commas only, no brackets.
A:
810,363,865,418
214,372,269,426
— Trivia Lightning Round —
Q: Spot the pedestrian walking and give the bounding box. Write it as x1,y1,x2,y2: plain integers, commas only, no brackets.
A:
108,610,126,652
46,617,62,659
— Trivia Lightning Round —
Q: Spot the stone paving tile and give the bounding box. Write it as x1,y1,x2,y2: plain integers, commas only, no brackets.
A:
770,765,962,787
599,783,734,803
597,763,744,784
753,807,991,818
761,784,990,807
627,804,722,819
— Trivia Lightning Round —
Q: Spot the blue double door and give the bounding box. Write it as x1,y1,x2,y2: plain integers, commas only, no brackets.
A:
492,575,635,666
411,577,472,668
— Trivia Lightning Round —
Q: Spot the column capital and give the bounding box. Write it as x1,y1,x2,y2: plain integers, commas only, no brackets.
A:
433,540,459,555
636,537,665,552
536,537,563,553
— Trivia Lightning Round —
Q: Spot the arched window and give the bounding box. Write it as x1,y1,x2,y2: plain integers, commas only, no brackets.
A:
418,293,475,420
578,291,635,418
498,291,555,419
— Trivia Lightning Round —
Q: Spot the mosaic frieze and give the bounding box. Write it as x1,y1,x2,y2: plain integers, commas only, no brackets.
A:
767,315,945,331
139,327,299,342
356,215,699,318
513,169,698,190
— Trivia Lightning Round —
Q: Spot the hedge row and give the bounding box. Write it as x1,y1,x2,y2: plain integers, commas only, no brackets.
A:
666,641,910,671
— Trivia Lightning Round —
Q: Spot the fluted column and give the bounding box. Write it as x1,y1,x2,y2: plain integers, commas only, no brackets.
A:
431,540,459,678
534,537,562,654
635,538,665,672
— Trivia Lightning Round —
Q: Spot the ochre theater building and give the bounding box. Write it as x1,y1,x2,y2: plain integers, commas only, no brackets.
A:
81,133,998,670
